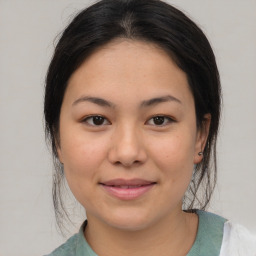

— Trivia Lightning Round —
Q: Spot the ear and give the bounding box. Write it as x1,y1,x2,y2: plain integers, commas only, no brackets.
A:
194,113,211,164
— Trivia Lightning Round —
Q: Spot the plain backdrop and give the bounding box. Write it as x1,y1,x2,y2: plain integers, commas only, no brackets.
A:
0,0,256,255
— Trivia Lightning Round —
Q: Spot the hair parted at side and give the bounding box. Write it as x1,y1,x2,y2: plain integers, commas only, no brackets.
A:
44,0,221,231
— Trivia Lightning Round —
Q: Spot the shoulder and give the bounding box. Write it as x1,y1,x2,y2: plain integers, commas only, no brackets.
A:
44,233,80,256
196,211,256,255
196,210,227,238
220,221,256,256
187,210,227,256
44,220,97,256
196,210,227,223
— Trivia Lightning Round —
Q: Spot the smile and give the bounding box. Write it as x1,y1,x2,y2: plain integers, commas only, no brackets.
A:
99,179,156,200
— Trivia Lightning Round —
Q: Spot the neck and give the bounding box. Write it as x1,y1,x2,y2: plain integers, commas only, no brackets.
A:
84,209,198,256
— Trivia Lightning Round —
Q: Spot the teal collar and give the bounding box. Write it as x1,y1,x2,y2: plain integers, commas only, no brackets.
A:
76,210,227,256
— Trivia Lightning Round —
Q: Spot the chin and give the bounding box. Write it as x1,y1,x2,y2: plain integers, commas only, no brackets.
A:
99,209,159,232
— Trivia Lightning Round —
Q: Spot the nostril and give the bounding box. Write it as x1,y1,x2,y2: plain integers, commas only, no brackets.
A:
114,161,122,166
113,160,141,167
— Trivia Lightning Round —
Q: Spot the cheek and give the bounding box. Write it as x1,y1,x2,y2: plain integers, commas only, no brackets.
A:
60,135,110,207
60,132,109,185
146,134,196,206
148,134,196,171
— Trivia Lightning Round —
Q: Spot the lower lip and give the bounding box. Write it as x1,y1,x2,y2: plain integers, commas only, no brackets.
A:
101,184,155,200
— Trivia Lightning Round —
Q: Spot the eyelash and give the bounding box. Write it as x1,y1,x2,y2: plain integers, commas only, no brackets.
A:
81,115,175,127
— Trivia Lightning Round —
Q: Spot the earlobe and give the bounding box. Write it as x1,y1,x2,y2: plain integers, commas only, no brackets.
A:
194,113,211,164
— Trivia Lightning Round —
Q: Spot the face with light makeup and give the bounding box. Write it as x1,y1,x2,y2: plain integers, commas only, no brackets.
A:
57,39,210,231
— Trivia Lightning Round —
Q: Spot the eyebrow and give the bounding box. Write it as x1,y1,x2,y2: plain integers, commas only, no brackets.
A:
72,96,115,108
140,95,182,107
72,95,181,108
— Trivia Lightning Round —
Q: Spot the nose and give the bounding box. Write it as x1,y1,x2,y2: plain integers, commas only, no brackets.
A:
108,124,147,167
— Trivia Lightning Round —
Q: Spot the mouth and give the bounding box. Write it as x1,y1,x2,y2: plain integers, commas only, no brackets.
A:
99,179,157,200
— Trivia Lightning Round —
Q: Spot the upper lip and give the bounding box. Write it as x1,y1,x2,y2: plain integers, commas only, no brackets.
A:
100,179,156,186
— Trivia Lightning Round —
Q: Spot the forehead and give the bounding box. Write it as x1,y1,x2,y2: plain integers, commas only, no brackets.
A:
65,39,193,107
72,39,182,80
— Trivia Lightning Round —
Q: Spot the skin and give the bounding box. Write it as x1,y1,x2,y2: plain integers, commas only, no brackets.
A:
57,39,210,256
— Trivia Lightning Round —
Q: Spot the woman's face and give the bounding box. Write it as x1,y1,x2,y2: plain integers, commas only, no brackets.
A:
57,40,208,231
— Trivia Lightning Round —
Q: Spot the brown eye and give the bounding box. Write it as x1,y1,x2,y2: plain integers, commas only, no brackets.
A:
153,116,165,125
146,115,173,126
83,115,110,126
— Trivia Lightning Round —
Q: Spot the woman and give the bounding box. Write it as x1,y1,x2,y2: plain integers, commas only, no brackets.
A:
44,0,256,255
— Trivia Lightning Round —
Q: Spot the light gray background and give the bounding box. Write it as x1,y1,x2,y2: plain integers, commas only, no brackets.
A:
0,0,255,255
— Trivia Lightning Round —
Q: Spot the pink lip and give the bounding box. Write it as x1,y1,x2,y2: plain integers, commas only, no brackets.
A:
99,179,156,200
